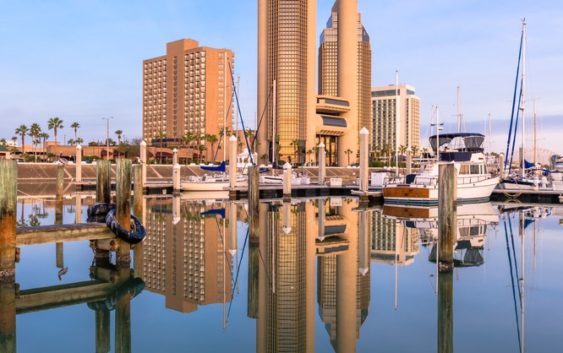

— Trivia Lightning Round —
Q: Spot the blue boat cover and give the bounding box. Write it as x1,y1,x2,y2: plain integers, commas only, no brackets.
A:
200,208,226,219
201,161,226,172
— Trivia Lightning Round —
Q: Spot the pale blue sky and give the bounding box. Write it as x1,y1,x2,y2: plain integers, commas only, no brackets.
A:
0,0,562,152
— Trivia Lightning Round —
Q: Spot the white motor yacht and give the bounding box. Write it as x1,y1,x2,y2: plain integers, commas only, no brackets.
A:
383,133,499,205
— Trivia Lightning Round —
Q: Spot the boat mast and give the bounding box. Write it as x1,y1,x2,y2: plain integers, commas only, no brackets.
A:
456,86,463,133
395,70,400,175
223,54,228,163
533,101,537,165
436,106,441,163
520,19,527,176
272,80,277,166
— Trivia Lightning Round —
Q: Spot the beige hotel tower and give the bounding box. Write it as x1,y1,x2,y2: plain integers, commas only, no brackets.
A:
257,0,371,166
143,39,234,161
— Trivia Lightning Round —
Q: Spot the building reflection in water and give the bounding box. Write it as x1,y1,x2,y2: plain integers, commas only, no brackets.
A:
142,198,233,314
139,196,504,353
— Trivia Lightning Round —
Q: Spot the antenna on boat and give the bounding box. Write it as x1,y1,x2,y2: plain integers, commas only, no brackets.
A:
456,86,464,133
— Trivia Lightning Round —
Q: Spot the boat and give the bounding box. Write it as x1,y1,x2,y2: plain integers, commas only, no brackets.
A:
382,202,499,267
382,133,499,205
180,173,247,192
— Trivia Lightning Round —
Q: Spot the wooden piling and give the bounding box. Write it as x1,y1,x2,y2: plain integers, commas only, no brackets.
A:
438,163,457,272
115,268,132,353
115,159,131,266
56,164,64,269
0,280,16,353
318,143,326,185
140,141,147,188
0,160,17,279
283,162,292,202
132,165,143,218
229,135,237,199
248,166,260,234
359,127,369,193
76,144,82,184
96,160,111,204
438,271,453,353
95,306,110,353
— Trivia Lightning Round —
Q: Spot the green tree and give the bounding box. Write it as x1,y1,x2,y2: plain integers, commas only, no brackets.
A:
344,148,354,166
48,117,64,144
206,134,219,162
29,123,42,162
70,122,80,140
115,129,123,144
15,125,29,152
75,137,84,145
40,132,49,151
198,144,207,164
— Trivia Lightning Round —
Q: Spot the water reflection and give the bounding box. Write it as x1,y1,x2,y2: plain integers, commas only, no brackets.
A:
0,239,144,353
11,194,563,352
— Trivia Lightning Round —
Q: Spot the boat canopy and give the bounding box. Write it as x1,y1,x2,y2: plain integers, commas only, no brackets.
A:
429,133,485,153
200,161,226,173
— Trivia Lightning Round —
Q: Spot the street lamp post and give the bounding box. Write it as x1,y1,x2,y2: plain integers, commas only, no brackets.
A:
102,117,114,160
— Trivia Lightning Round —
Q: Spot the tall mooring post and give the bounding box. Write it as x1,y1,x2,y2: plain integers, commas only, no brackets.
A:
0,160,16,353
95,305,111,353
359,127,369,193
283,162,292,202
247,165,260,235
0,160,17,280
132,164,143,218
438,163,457,272
76,144,82,184
115,159,131,266
56,163,64,269
318,142,326,185
96,160,111,204
228,201,238,257
438,271,454,353
358,209,370,276
229,135,238,199
139,140,147,188
172,163,181,195
172,148,178,165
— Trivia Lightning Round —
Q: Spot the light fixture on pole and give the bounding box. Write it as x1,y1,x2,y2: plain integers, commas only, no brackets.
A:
102,116,114,160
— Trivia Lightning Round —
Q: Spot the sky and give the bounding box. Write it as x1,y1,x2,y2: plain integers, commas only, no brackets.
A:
0,0,562,153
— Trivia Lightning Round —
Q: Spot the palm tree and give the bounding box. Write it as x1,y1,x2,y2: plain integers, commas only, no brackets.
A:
344,148,354,166
75,137,84,146
67,138,76,146
198,144,207,164
115,130,123,144
155,129,166,164
410,145,419,158
15,125,29,151
40,132,49,151
70,122,80,140
306,149,313,165
290,139,299,165
182,132,196,159
29,123,42,162
48,117,64,144
399,145,408,156
206,134,219,162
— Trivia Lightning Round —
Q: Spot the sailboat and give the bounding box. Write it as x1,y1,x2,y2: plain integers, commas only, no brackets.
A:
500,19,543,191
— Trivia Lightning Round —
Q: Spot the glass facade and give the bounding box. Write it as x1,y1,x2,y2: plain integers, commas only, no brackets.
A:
266,0,310,164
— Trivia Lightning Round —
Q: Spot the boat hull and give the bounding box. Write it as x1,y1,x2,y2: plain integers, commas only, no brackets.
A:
383,177,499,205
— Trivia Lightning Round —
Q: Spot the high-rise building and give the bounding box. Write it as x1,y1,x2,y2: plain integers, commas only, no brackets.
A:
371,84,420,153
143,39,234,161
257,0,369,166
319,4,372,148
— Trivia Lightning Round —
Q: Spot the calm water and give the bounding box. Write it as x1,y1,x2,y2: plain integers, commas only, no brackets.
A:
7,196,563,353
